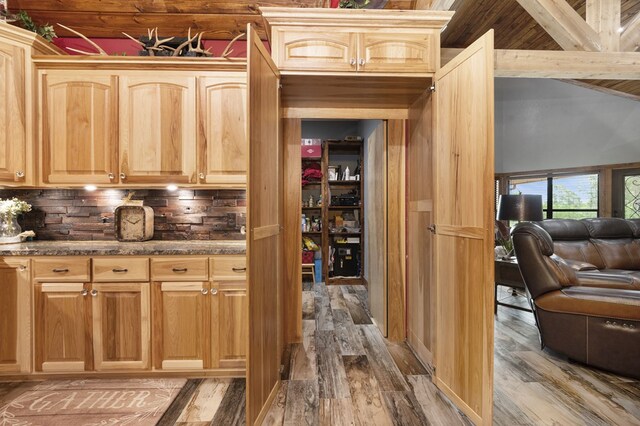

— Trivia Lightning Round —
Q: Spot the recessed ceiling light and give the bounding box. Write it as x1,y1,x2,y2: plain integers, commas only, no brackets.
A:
166,184,178,192
84,185,97,191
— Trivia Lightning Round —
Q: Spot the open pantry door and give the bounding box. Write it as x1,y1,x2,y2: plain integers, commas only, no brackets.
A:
432,31,495,425
245,24,283,426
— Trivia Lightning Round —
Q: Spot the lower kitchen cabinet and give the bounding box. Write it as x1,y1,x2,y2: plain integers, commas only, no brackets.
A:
153,281,210,370
0,259,31,373
211,281,248,369
34,282,92,372
92,283,151,371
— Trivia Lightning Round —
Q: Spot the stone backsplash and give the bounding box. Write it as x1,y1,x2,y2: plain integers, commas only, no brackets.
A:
0,189,246,241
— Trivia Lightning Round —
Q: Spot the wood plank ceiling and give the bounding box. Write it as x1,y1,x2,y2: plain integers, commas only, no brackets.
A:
7,0,640,98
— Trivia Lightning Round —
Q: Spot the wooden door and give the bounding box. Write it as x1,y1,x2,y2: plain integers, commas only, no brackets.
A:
41,72,118,184
358,32,436,74
0,44,26,184
92,283,150,371
119,74,196,184
153,282,209,370
211,281,248,369
0,259,31,373
246,24,283,426
272,28,357,72
198,74,247,187
407,91,435,365
34,282,92,372
433,31,495,425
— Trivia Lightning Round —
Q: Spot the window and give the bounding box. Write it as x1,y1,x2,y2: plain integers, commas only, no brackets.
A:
508,173,599,219
612,168,640,218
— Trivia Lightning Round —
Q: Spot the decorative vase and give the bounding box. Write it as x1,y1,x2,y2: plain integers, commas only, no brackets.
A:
0,215,21,239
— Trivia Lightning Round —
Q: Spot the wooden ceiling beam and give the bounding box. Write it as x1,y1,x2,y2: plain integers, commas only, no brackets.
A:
515,0,602,51
621,11,640,51
586,0,621,51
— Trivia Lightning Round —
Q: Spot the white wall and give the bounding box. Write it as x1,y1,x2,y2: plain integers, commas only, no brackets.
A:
495,78,640,174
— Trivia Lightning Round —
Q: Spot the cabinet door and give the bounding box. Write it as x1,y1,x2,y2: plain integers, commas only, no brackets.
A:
119,75,196,184
210,281,247,369
92,283,150,371
273,28,357,72
198,75,247,187
34,282,92,372
41,72,118,184
433,31,495,425
153,282,209,370
358,32,436,74
0,259,31,374
0,44,27,185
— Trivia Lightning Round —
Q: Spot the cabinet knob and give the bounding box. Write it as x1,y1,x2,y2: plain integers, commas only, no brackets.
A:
359,58,366,66
108,172,115,180
119,172,127,180
15,171,25,179
350,58,356,66
91,289,98,297
199,172,205,180
210,288,218,296
81,289,89,296
201,288,209,295
19,265,27,271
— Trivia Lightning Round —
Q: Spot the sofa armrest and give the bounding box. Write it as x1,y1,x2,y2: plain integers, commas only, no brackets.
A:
561,258,599,271
576,271,640,290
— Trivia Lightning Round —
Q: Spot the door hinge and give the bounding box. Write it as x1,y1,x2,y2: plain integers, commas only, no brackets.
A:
428,224,436,234
429,84,436,93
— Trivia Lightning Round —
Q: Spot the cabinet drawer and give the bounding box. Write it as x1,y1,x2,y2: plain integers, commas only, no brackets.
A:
93,258,149,282
33,257,90,282
210,256,246,281
151,257,208,281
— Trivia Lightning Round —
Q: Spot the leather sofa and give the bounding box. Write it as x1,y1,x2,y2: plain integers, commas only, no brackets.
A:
512,218,640,379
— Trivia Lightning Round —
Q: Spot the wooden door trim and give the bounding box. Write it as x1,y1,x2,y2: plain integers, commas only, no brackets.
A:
253,224,280,240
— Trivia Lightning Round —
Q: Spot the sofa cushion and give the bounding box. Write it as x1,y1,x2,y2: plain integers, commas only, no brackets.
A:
582,218,634,238
536,286,640,320
590,238,640,270
536,219,590,240
552,241,605,269
627,219,640,238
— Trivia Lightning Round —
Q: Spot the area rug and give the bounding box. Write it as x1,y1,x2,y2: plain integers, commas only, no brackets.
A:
0,378,187,426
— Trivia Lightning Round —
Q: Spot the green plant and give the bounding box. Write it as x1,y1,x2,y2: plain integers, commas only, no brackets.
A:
15,10,56,42
339,0,370,8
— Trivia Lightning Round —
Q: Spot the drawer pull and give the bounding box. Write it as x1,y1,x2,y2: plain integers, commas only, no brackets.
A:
52,268,69,273
172,267,188,273
112,268,128,273
232,267,246,273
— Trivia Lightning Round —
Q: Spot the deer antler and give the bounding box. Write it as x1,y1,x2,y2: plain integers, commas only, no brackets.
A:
170,28,199,57
186,31,213,57
57,23,108,56
221,32,245,58
122,31,147,48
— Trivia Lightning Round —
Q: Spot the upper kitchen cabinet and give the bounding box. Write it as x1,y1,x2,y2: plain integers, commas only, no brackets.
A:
0,24,62,186
261,8,452,76
40,71,118,185
119,74,197,184
198,74,247,187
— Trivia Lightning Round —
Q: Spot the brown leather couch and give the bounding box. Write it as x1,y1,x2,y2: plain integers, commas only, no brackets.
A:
512,218,640,379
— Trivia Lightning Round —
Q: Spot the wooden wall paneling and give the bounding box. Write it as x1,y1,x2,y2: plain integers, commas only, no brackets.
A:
406,90,435,367
197,73,248,187
0,258,31,373
283,118,303,344
386,119,406,342
92,282,150,371
0,43,26,185
119,74,196,184
153,281,210,370
366,121,387,335
246,24,283,426
34,282,92,372
433,31,495,425
40,71,118,184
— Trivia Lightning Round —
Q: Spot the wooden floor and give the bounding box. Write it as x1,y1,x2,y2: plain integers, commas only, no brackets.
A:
1,284,638,425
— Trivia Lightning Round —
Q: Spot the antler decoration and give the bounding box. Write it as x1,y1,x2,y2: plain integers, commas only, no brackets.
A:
221,32,245,58
57,23,108,56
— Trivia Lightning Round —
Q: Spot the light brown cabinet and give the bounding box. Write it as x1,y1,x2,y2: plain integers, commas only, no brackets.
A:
0,44,27,185
40,72,118,184
0,259,31,374
198,74,247,187
34,282,91,372
211,281,248,369
119,74,197,184
271,28,436,74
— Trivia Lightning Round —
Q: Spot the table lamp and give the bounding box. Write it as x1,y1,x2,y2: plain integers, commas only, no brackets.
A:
496,194,543,259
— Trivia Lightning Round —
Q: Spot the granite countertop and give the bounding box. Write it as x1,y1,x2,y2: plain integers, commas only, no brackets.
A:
0,240,246,256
